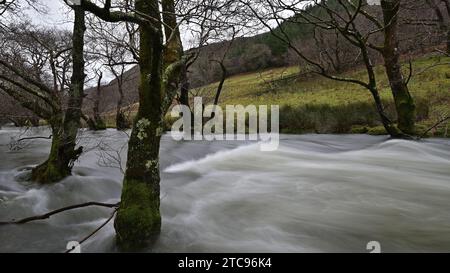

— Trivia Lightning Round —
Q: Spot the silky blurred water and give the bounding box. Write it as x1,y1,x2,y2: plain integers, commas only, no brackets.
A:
0,126,449,253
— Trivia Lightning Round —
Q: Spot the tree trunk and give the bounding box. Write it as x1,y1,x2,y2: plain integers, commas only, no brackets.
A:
381,0,416,135
179,66,190,107
32,6,86,183
31,117,73,183
90,72,106,130
213,61,227,106
447,28,450,54
441,0,450,54
358,39,403,138
88,72,106,130
115,78,128,130
369,86,402,137
114,0,164,250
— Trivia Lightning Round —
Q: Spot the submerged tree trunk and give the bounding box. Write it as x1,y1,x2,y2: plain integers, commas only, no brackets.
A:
31,116,72,183
88,72,106,131
32,6,86,183
381,0,416,135
74,0,183,250
88,72,106,130
115,77,128,130
114,0,164,250
114,0,184,250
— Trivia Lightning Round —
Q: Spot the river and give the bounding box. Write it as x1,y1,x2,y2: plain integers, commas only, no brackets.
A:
0,127,449,252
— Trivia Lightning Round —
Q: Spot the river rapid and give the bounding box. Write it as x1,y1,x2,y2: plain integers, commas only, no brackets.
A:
0,127,449,253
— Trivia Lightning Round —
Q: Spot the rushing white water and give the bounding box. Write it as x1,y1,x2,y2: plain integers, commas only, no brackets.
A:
0,126,449,253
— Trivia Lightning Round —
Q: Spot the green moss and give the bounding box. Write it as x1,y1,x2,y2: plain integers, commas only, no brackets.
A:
395,98,417,135
414,124,430,137
31,159,70,184
38,120,48,126
115,179,161,251
434,126,450,138
31,132,71,184
351,125,369,134
368,126,389,136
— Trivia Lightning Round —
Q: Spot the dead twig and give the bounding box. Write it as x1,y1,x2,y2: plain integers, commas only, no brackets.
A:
65,208,118,253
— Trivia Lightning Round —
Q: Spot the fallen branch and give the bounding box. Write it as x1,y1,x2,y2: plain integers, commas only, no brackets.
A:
16,135,52,142
421,116,450,138
66,208,118,253
0,202,120,225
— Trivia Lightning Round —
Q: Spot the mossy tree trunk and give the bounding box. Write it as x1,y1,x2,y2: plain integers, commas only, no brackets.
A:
76,0,184,250
32,6,86,183
381,0,416,135
114,0,165,250
31,116,72,183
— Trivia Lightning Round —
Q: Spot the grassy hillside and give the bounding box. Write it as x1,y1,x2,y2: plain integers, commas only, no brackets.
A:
104,54,449,137
193,54,450,136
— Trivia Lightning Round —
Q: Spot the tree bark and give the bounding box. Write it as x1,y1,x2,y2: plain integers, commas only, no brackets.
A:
88,72,106,130
440,0,450,54
76,0,184,250
359,39,403,138
179,67,190,107
447,29,450,54
114,0,165,250
31,116,72,183
213,61,227,106
115,76,128,130
369,86,402,137
32,6,86,183
381,0,416,135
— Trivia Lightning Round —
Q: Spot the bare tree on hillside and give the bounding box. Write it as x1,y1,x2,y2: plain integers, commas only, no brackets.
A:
240,0,420,137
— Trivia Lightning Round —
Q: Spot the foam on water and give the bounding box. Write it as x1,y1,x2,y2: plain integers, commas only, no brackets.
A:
0,127,449,252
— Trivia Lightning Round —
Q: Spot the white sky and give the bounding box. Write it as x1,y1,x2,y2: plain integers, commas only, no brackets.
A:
26,0,73,30
21,0,331,85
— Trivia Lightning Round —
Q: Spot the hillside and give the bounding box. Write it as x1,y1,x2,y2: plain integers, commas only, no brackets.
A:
101,53,449,136
191,54,450,136
83,1,445,119
83,65,139,115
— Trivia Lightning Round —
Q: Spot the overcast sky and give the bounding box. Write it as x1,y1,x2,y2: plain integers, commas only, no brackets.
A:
26,0,73,30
